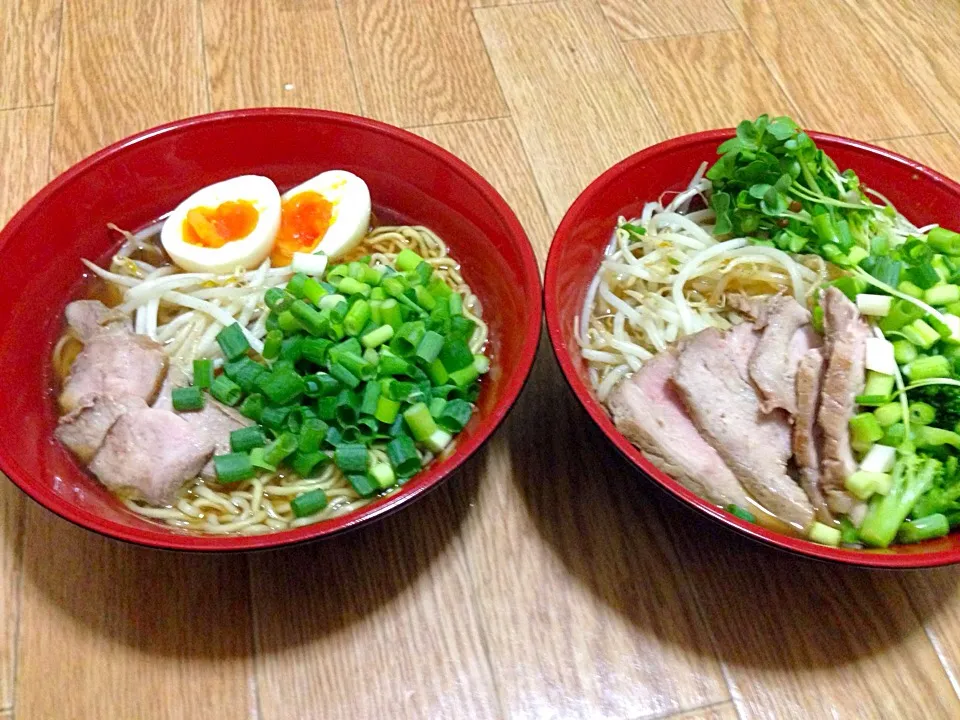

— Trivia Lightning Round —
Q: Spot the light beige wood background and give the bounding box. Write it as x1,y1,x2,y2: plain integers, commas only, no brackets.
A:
3,0,960,718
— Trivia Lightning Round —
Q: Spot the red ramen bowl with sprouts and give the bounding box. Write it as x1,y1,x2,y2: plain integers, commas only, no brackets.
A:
546,123,960,568
0,108,541,551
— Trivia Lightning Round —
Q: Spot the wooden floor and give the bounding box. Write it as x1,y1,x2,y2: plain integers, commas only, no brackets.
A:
3,0,960,718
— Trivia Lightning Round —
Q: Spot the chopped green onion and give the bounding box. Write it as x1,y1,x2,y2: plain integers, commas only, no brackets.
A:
396,248,425,272
238,393,265,421
291,452,329,479
909,401,937,426
279,335,304,362
210,375,242,406
897,280,924,299
249,447,276,472
879,299,925,333
929,227,960,256
439,339,474,371
277,310,302,334
229,426,266,453
287,273,308,298
360,382,381,415
265,288,295,312
874,402,903,427
425,358,449,385
892,339,918,364
291,488,328,517
361,323,394,349
391,321,426,357
448,293,463,316
414,285,436,310
370,462,396,489
171,386,204,412
193,359,214,389
347,473,378,497
925,284,960,306
374,395,401,424
335,444,369,473
416,330,445,363
257,368,306,405
260,405,291,432
425,428,453,453
302,276,328,305
437,399,473,432
301,337,333,365
473,354,490,374
850,413,884,451
403,402,438,442
214,452,255,484
449,364,480,387
381,299,403,330
907,263,941,290
225,357,267,393
809,521,841,547
263,432,298,467
386,435,421,476
449,315,475,342
328,362,361,389
216,323,250,361
262,330,283,359
901,319,940,349
904,355,951,381
337,277,371,297
298,418,328,454
290,299,326,336
725,504,755,523
344,299,371,336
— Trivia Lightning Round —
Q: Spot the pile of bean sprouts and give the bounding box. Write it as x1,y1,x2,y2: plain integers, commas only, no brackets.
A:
63,223,487,535
578,163,927,402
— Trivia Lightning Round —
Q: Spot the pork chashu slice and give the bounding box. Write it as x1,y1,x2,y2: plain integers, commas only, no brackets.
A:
818,287,870,515
793,348,832,522
673,324,815,530
608,351,750,508
748,295,816,415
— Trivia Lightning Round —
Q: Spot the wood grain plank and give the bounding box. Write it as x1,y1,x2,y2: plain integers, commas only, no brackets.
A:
475,0,665,226
623,31,794,136
599,0,736,40
0,0,62,108
447,352,729,720
338,0,506,127
413,118,553,263
661,496,960,720
849,0,960,141
726,0,942,139
661,702,739,720
51,0,207,173
201,0,359,113
878,133,960,183
250,483,500,720
0,105,53,710
17,506,255,720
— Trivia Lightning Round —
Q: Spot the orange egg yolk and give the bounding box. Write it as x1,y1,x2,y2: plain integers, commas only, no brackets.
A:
183,200,259,248
271,191,334,266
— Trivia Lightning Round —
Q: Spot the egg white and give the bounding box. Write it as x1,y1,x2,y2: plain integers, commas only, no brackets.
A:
161,175,281,273
282,170,371,259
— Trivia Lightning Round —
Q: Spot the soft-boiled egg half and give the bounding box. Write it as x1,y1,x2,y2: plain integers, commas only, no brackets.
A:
161,175,282,273
272,170,371,267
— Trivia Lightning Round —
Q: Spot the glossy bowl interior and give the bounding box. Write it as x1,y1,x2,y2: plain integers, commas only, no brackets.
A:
545,129,960,568
0,108,541,551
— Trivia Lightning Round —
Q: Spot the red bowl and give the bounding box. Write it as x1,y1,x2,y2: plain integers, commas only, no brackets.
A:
0,108,542,551
545,128,960,568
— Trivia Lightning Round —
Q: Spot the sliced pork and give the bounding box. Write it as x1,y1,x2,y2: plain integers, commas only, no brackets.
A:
153,366,249,479
818,288,870,514
54,393,147,462
64,299,129,341
673,324,815,531
89,408,214,504
608,351,750,508
793,349,832,522
748,295,815,415
59,332,167,412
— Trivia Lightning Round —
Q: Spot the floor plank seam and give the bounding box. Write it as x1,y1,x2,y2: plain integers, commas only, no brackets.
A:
716,0,805,124
404,114,510,133
869,130,952,144
0,104,54,115
245,558,266,720
333,0,369,117
196,0,213,113
630,697,735,720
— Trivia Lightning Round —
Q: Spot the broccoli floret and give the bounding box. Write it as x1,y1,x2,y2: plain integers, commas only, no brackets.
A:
913,455,960,520
860,453,942,548
911,384,960,430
